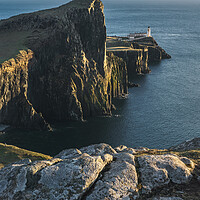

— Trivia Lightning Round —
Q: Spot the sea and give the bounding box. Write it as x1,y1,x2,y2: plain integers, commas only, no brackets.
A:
0,0,200,155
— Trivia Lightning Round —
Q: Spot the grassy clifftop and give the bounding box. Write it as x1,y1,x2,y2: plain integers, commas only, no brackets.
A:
0,143,52,169
1,142,199,169
0,0,102,64
0,31,30,63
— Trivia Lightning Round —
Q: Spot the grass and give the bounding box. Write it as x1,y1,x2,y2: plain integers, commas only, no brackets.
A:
65,0,97,8
0,31,30,64
106,36,157,51
0,0,98,64
107,46,138,51
0,143,52,169
106,36,131,48
107,36,139,52
133,148,200,165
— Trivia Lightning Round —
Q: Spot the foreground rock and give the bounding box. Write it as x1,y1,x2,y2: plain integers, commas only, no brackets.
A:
86,153,138,200
0,143,198,200
138,155,194,194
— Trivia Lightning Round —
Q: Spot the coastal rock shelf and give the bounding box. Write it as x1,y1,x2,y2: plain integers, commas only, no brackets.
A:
106,36,171,75
0,0,170,130
0,138,199,200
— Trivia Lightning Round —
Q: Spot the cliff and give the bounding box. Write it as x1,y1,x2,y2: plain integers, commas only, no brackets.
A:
0,139,199,200
107,36,171,76
0,50,51,130
131,37,171,63
107,37,151,75
0,0,128,130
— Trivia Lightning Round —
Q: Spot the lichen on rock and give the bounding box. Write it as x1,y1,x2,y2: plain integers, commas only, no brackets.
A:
0,143,198,200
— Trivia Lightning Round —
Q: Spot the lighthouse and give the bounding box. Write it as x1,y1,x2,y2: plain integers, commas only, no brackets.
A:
147,26,151,37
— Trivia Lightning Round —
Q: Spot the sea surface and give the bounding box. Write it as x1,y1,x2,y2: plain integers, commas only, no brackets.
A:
0,1,200,155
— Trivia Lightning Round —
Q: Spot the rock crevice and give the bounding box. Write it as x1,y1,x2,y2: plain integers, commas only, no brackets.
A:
0,143,197,200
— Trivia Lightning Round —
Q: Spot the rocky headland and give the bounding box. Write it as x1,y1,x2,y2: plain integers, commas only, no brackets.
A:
0,138,199,200
0,0,128,130
0,0,170,130
107,36,171,75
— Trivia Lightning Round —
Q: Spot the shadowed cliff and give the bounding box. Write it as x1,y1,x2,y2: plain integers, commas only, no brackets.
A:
107,36,171,76
0,0,128,130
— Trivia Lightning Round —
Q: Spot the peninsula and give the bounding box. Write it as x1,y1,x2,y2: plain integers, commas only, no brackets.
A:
0,0,170,131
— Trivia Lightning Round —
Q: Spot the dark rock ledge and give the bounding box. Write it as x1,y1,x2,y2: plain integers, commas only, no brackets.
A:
0,138,199,200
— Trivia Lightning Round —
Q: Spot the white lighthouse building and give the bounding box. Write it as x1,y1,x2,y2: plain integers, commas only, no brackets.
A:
128,27,152,40
147,26,151,37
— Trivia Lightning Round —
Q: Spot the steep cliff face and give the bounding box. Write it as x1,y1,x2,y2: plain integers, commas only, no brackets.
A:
0,0,128,129
107,52,128,98
109,48,150,75
132,37,171,63
106,36,170,76
0,50,50,130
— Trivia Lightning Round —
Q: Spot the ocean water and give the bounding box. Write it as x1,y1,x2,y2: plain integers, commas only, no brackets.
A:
0,1,200,155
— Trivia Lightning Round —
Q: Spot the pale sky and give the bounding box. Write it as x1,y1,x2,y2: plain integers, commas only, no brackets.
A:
1,0,200,6
1,0,200,3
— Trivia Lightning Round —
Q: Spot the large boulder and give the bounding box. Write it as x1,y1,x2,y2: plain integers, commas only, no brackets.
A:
36,153,113,200
86,152,138,200
80,143,117,156
0,153,113,200
0,158,61,200
138,154,193,194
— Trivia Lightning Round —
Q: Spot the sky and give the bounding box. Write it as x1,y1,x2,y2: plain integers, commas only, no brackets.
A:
1,0,200,4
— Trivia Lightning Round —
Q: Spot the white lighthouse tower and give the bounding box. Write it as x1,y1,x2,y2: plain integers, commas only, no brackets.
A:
147,26,151,37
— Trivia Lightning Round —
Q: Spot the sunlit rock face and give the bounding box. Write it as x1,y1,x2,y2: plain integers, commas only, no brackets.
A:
0,0,128,129
109,49,150,75
0,143,196,200
138,154,194,194
0,50,51,130
106,36,171,77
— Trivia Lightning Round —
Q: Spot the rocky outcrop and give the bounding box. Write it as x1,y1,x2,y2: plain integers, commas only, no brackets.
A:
170,138,200,151
0,0,128,129
0,143,197,200
109,48,150,75
138,155,194,194
132,37,171,63
86,152,138,199
106,37,151,76
0,50,51,130
106,36,170,76
106,52,128,98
